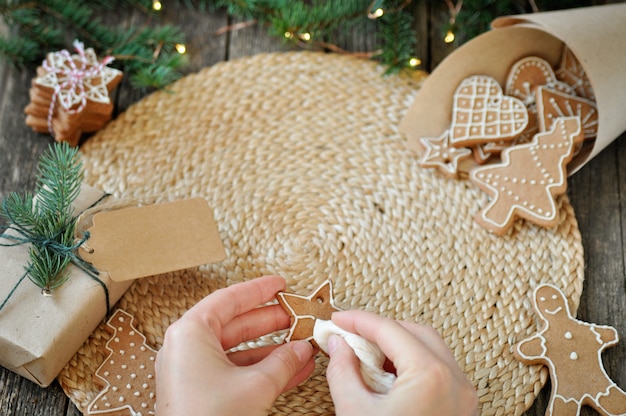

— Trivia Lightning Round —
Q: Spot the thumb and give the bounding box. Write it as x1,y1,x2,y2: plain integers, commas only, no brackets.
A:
253,340,315,397
326,335,370,403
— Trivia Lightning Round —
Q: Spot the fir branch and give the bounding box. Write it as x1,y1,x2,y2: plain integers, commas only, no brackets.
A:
0,0,187,89
0,142,82,293
375,0,416,75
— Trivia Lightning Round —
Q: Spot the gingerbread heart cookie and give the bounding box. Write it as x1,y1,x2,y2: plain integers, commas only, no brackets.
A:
515,284,626,416
470,116,583,235
450,75,529,147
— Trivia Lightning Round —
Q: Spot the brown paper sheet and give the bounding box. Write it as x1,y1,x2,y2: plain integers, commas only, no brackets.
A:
0,185,132,387
399,3,626,173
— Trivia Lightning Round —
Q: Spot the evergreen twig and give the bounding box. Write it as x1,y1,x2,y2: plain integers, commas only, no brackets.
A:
0,142,82,293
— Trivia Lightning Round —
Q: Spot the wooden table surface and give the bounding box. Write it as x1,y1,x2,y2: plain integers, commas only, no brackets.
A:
1,5,625,416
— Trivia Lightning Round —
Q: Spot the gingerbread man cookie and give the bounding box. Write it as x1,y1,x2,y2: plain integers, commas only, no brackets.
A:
515,284,626,416
276,280,342,347
86,309,158,416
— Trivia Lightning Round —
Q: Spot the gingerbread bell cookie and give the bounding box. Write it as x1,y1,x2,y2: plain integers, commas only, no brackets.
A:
86,309,158,416
515,284,626,416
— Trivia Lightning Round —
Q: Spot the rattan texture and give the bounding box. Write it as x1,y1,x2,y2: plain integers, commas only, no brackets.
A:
58,51,585,415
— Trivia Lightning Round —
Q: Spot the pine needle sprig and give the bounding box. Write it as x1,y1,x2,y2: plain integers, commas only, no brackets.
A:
374,0,416,75
0,0,187,89
0,142,83,293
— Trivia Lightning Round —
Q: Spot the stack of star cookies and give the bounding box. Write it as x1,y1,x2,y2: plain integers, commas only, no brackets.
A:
24,41,123,147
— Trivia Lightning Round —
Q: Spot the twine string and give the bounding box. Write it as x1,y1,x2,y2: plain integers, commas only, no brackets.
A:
43,40,115,136
0,193,112,315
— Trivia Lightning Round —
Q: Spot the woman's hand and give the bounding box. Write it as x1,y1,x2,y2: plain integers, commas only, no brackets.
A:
326,310,478,416
155,275,316,416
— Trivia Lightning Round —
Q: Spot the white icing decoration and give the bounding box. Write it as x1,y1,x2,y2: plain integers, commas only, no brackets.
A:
570,352,578,360
544,307,562,315
565,332,572,339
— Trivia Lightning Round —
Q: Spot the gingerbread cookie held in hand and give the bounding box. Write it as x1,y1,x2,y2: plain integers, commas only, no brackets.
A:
515,284,626,416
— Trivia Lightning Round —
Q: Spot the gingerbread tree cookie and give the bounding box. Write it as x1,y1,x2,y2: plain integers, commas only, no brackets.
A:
276,280,342,347
470,116,583,235
515,284,626,416
86,309,158,416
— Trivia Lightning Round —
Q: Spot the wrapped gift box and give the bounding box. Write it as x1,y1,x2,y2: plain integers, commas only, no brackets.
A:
0,185,132,387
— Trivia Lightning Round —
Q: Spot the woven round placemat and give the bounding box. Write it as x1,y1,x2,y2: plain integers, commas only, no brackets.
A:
59,51,584,415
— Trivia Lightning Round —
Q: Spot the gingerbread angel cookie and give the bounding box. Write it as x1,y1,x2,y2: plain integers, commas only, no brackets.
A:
515,284,626,416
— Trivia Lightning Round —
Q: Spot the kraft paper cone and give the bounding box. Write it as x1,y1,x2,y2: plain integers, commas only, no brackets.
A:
399,3,626,173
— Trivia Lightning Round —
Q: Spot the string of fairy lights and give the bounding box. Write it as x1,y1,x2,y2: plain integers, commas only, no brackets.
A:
149,0,465,69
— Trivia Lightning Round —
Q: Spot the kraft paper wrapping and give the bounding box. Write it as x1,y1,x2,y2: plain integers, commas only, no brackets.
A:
0,185,132,387
399,3,626,173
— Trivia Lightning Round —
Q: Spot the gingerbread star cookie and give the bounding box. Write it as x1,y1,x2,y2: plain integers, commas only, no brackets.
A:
419,130,472,177
470,116,583,235
276,280,342,347
515,284,626,416
86,309,158,416
24,40,123,146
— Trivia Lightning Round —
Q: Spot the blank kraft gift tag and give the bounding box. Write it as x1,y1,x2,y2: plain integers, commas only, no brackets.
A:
79,198,226,281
